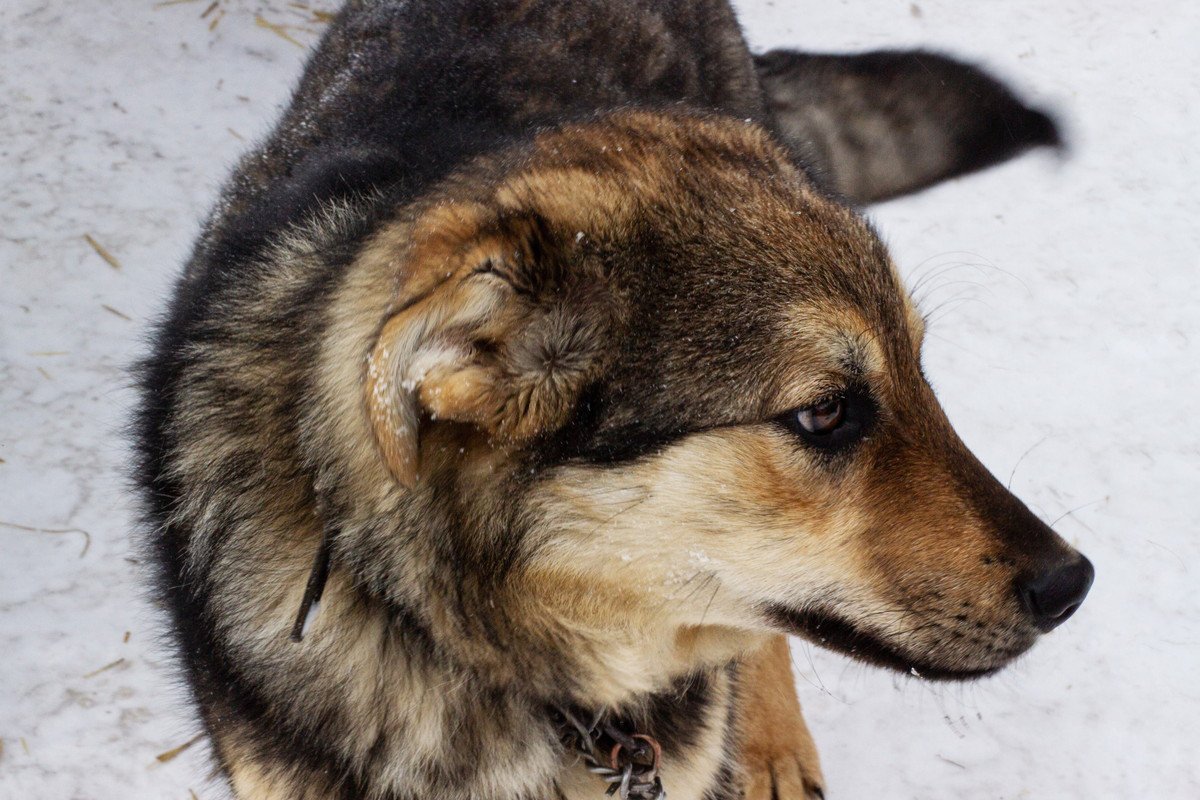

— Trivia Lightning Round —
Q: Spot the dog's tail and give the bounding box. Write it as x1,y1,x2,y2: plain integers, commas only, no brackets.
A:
755,49,1063,204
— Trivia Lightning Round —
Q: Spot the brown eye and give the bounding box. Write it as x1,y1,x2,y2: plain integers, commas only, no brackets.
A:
796,397,845,435
780,390,874,452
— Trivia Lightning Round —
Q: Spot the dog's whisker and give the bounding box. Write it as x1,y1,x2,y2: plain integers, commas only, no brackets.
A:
655,569,708,610
697,578,722,627
582,484,650,500
917,282,980,316
791,639,841,701
1007,436,1049,490
1047,497,1107,530
907,253,983,292
582,495,650,538
912,260,991,287
922,294,994,328
908,258,995,297
914,278,990,310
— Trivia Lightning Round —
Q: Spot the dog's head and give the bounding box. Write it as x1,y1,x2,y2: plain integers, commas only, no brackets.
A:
350,111,1091,682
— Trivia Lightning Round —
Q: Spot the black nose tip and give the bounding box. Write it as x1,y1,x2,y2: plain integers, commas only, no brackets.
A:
1018,555,1094,631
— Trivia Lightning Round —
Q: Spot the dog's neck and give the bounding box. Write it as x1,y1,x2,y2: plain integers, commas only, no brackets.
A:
322,469,758,707
510,563,763,706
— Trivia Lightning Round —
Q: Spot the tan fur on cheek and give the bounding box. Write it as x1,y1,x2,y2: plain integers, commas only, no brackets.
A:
526,425,887,651
664,428,874,604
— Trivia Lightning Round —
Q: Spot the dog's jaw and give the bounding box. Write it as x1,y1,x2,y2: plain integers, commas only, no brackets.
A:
763,603,1033,680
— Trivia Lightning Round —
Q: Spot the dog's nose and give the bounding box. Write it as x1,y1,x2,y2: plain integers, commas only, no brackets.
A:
1017,555,1094,631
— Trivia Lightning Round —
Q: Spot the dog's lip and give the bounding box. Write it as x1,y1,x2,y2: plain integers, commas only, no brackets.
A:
763,604,1006,681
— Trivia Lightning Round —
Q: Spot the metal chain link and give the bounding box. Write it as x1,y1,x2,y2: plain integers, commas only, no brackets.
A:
555,707,666,800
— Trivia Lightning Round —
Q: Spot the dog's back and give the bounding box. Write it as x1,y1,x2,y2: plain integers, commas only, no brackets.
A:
185,0,760,278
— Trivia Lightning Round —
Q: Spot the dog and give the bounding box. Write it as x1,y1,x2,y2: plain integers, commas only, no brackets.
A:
135,1,1092,798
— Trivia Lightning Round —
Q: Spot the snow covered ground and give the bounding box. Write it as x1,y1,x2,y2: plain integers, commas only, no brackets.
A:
1,0,1196,797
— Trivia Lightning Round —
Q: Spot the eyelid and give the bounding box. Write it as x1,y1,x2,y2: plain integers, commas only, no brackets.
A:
769,380,850,418
807,391,847,410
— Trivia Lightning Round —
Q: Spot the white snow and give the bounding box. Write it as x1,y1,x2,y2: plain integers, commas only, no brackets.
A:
1,0,1197,798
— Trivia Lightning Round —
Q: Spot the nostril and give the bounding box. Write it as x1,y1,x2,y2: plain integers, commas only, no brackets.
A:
1018,555,1095,631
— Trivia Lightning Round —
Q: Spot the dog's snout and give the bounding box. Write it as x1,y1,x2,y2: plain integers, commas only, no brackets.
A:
1017,555,1094,631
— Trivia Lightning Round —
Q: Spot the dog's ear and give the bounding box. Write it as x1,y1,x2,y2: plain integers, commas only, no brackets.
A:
364,206,614,487
755,49,1062,204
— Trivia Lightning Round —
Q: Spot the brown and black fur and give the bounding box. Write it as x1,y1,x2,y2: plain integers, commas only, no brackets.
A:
136,2,1087,799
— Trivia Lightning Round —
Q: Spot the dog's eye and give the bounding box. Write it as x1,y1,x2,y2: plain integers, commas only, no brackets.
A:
780,391,874,452
796,397,844,435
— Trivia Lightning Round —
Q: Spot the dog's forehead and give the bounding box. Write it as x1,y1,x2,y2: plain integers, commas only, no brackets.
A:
490,114,923,426
625,187,918,354
594,200,923,435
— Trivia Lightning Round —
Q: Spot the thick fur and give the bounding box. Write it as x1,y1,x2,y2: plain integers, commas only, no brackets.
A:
755,49,1063,203
136,2,1080,799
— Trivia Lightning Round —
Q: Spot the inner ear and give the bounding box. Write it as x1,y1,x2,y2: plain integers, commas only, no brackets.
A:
363,210,612,488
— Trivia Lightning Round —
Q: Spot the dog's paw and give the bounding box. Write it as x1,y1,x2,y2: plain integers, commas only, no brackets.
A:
736,636,826,799
741,750,825,800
